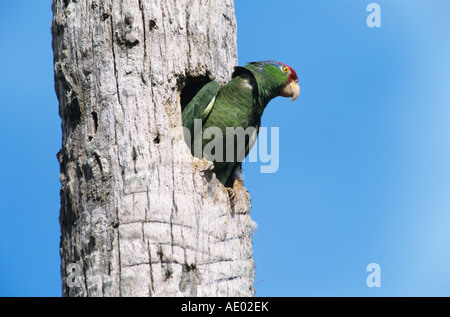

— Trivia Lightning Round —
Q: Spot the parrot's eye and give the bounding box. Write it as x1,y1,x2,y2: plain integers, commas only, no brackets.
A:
282,66,290,73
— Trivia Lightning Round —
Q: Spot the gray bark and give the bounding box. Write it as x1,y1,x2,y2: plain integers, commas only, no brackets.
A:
52,0,254,297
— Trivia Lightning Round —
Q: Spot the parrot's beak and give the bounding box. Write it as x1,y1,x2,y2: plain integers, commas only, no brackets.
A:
281,79,300,102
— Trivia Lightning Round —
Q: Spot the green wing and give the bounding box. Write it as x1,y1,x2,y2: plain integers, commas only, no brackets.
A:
182,81,221,134
181,76,257,186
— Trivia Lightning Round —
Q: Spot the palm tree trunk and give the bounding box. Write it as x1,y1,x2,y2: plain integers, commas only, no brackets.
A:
52,0,254,297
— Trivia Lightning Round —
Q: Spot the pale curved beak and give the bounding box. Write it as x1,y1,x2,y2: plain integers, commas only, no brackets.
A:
281,79,300,102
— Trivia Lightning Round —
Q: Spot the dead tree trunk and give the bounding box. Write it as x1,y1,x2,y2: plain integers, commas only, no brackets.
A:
52,0,254,297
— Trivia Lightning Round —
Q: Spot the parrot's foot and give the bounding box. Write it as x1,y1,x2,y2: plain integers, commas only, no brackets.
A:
200,161,215,173
227,187,235,200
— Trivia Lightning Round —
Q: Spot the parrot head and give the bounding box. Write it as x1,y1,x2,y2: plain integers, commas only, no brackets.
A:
277,62,300,102
233,60,300,102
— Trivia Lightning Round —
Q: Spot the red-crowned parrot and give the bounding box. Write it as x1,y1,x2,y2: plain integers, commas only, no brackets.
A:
182,60,300,186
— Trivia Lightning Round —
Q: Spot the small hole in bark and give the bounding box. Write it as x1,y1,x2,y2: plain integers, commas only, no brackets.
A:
164,267,173,280
66,91,81,130
91,111,98,134
153,134,160,144
101,13,110,21
88,236,96,252
149,19,158,31
124,13,134,25
179,75,212,113
184,263,197,272
132,146,138,173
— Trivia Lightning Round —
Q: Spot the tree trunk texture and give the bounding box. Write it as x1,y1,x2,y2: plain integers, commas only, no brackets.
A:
52,0,254,297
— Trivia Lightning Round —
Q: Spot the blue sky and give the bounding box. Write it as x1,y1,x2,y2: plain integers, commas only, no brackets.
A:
1,1,449,296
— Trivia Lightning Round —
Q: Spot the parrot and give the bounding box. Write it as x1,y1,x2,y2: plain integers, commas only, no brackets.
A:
182,60,300,187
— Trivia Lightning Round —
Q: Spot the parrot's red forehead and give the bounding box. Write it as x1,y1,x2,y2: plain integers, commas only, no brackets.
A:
278,62,298,82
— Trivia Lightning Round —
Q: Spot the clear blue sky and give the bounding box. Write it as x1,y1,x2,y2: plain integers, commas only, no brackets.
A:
1,1,449,297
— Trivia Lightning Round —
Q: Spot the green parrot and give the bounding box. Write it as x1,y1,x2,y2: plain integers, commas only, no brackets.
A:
182,60,300,186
